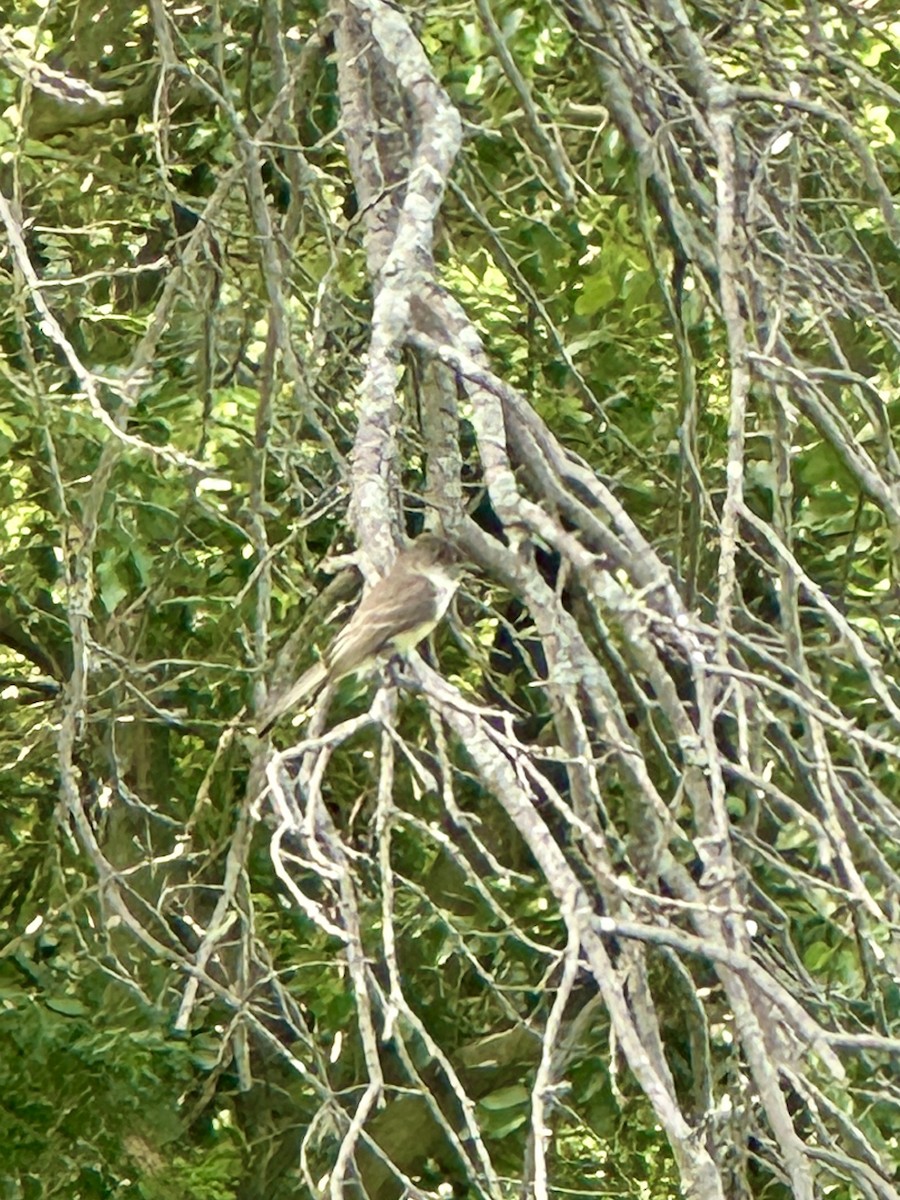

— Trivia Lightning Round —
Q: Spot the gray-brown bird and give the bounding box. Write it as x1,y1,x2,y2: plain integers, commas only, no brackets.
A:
258,534,459,734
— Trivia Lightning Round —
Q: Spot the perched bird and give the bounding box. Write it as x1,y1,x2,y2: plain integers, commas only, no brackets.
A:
258,534,459,734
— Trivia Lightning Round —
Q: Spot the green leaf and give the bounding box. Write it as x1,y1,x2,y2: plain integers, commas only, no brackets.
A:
575,272,617,315
479,1084,530,1111
44,996,90,1017
803,942,835,972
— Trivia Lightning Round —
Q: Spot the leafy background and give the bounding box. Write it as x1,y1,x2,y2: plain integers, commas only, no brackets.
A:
1,1,900,1198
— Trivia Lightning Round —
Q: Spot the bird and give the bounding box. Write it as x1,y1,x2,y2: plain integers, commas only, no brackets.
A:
257,533,459,735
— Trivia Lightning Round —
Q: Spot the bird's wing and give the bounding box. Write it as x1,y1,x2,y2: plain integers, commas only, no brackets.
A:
327,568,439,679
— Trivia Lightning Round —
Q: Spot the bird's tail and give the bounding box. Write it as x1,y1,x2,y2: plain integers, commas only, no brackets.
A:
256,661,329,736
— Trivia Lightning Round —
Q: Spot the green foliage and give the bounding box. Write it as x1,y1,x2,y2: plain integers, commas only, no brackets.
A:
2,0,900,1197
0,953,204,1193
